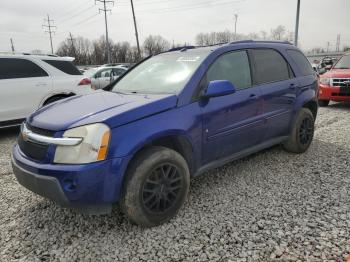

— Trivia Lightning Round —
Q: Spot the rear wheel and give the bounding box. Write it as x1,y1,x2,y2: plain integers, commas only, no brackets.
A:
318,100,329,107
283,108,315,154
121,146,190,227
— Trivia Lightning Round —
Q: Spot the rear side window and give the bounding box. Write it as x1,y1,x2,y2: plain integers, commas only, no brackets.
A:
207,51,252,90
287,50,314,76
0,58,48,80
43,60,81,75
252,49,290,85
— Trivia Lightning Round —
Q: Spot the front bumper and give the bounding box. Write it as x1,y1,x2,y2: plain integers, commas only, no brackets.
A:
319,84,350,101
12,145,130,214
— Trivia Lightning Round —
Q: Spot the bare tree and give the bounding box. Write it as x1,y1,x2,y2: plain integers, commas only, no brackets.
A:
143,35,170,56
270,25,286,40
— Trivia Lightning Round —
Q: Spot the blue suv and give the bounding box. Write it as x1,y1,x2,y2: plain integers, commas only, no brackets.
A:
12,41,318,226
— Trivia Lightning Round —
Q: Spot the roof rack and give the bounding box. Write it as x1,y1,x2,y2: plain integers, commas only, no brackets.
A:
168,46,196,52
230,40,293,45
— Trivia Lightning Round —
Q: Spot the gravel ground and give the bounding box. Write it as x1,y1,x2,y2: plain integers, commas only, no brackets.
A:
1,103,350,261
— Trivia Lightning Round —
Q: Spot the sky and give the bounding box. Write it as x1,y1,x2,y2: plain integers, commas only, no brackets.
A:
0,0,349,54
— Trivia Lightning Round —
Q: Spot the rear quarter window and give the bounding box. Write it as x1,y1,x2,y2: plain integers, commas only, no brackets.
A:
43,60,82,75
287,49,314,76
0,58,48,79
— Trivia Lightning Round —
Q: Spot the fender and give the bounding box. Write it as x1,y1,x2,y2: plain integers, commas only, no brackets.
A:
107,102,203,170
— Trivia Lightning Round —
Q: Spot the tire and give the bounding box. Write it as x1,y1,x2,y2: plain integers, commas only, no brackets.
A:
318,100,329,107
43,96,65,106
121,146,190,227
282,108,315,154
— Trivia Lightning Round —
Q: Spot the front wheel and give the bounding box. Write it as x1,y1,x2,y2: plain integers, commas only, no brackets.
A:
283,108,315,154
121,146,190,227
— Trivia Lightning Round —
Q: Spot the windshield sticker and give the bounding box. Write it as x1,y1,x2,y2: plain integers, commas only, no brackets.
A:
177,56,200,62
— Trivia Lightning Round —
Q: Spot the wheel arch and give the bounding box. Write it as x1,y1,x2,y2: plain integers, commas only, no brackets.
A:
124,132,196,177
40,92,76,107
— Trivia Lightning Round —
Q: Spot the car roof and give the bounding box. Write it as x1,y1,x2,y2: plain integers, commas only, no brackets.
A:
0,52,75,61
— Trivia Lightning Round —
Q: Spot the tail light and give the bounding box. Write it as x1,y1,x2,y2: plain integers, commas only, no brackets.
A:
78,78,91,86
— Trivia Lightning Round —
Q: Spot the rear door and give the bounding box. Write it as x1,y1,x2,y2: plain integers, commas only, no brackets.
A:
250,49,297,140
201,50,264,164
0,57,51,122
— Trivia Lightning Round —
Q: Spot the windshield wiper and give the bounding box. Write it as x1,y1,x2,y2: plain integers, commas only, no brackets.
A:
335,67,350,69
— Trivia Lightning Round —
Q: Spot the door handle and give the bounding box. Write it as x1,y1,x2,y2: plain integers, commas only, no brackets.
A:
289,83,297,89
35,82,47,87
249,94,258,100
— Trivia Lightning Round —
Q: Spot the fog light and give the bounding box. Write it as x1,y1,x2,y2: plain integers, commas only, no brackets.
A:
63,179,77,192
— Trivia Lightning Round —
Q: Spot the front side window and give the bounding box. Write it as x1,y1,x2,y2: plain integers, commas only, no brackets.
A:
252,49,290,85
334,55,350,69
111,51,209,94
0,58,48,79
206,51,252,90
287,49,314,76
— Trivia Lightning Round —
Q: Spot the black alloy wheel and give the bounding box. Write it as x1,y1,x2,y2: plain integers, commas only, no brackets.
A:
142,164,182,213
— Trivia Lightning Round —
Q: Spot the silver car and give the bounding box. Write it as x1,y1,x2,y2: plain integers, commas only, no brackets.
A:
85,66,127,90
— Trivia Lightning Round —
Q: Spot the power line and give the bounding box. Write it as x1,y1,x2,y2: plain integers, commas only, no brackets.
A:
95,0,114,63
58,4,96,24
42,14,57,54
139,0,244,14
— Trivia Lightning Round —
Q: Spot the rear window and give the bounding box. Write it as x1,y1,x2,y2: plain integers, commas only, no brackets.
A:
0,58,48,79
43,60,81,75
252,49,291,85
287,50,314,76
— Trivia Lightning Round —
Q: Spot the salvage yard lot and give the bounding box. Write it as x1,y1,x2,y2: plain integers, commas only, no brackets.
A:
1,103,350,261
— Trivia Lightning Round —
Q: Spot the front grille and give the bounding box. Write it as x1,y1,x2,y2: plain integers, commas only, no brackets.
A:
18,123,55,161
332,78,350,87
332,92,350,97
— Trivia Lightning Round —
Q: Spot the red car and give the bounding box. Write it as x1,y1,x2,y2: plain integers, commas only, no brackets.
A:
318,53,350,106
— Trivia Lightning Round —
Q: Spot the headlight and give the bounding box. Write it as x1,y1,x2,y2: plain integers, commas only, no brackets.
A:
54,123,110,164
320,78,330,85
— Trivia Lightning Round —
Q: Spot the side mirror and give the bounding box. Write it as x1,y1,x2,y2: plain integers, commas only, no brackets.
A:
202,80,236,98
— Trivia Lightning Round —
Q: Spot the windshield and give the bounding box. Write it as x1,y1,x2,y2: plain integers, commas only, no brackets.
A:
334,55,350,69
111,51,209,94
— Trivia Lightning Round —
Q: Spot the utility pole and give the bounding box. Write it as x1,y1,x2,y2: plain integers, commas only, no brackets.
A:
10,38,15,53
130,0,141,60
42,14,56,54
96,0,114,63
294,0,301,46
336,34,341,52
69,32,77,58
326,41,330,53
234,14,238,40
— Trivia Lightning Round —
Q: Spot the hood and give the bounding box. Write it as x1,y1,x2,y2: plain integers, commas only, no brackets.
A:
323,68,350,78
28,91,178,131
